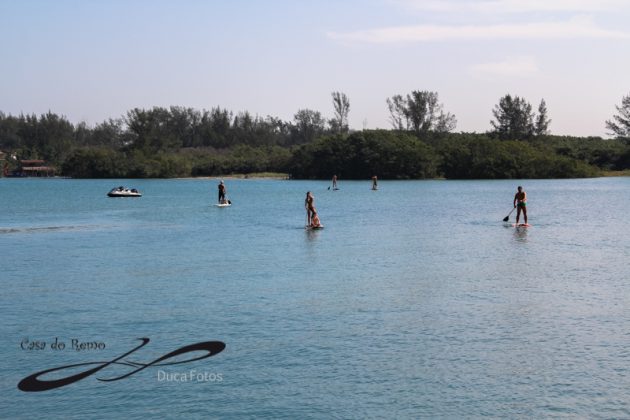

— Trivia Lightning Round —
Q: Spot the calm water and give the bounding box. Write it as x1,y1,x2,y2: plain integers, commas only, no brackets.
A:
1,177,630,418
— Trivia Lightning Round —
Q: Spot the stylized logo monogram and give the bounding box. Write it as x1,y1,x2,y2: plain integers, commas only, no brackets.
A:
18,338,225,392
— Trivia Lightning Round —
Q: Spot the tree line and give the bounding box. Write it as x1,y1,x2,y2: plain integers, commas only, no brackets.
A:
1,91,629,179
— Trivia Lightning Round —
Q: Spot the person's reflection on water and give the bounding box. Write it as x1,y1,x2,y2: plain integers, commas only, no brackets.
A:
513,226,528,242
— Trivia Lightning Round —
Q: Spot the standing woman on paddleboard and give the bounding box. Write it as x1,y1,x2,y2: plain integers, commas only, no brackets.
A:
513,186,528,225
305,191,315,226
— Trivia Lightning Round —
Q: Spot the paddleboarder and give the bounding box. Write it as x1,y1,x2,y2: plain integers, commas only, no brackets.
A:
218,180,227,204
371,175,378,190
513,186,528,225
305,191,315,226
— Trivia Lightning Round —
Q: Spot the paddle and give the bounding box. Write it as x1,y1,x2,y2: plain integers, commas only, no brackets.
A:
502,207,515,222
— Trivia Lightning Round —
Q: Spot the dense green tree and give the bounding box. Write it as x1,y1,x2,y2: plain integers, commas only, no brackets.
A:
0,112,21,150
190,145,291,176
437,134,597,179
231,112,290,147
407,91,436,133
386,91,456,134
288,130,439,179
292,109,326,144
21,112,75,162
198,107,233,148
549,135,629,170
2,102,625,180
85,118,127,148
168,106,201,148
491,94,535,140
61,148,128,178
125,107,181,153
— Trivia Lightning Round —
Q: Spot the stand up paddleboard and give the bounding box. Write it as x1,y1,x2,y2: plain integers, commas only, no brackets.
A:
512,223,531,228
215,202,231,207
306,225,324,230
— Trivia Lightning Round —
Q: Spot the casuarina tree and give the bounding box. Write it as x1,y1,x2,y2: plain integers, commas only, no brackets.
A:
606,93,630,138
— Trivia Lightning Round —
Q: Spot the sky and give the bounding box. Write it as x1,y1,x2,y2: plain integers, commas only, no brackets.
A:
1,0,629,137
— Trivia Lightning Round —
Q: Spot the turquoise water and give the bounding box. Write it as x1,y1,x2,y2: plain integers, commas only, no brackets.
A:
2,177,630,418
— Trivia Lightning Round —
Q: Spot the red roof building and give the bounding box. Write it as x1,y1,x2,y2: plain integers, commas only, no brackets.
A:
17,159,56,177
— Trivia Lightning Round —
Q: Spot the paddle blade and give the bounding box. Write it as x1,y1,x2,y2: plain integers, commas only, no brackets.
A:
502,215,509,222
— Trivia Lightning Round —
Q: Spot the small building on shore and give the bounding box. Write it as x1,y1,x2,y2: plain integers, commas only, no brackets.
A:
13,159,56,177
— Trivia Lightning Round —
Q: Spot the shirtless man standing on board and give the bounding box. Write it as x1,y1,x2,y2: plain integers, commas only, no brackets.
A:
218,180,226,204
513,186,528,225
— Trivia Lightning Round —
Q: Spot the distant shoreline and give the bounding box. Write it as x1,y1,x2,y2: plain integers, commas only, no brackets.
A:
177,172,290,180
5,171,630,180
601,170,630,177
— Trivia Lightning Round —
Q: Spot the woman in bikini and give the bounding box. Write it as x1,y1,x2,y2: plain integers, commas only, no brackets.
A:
305,191,316,226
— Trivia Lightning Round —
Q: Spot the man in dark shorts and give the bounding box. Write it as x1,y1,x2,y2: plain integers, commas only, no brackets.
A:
218,180,226,204
513,186,527,225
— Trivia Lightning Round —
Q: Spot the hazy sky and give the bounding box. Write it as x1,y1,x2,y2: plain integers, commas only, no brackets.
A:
1,0,629,137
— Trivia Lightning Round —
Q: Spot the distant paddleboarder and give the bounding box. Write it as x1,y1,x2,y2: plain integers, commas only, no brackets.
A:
371,175,378,190
332,175,338,190
218,180,227,204
513,186,528,225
